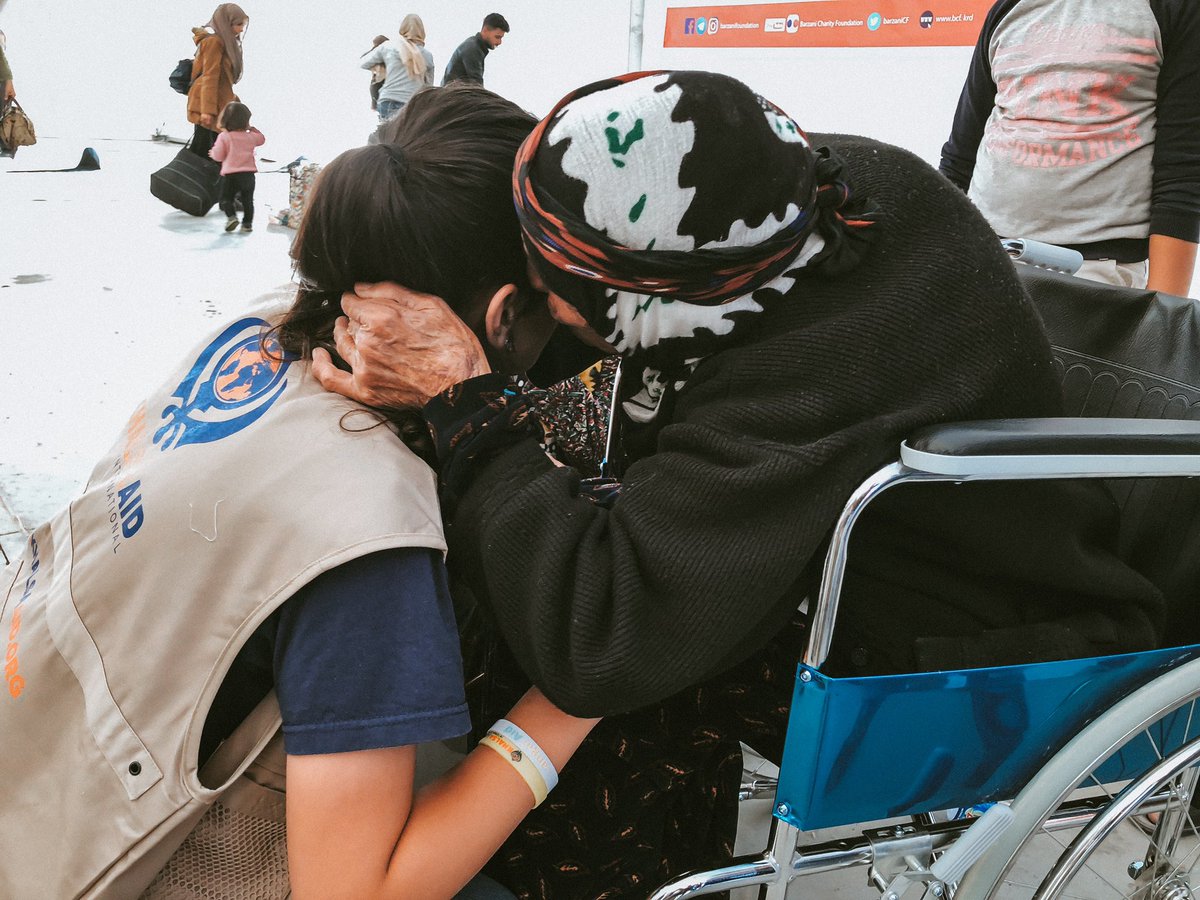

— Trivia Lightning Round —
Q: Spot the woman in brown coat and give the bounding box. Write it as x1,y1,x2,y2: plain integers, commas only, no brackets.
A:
187,3,248,158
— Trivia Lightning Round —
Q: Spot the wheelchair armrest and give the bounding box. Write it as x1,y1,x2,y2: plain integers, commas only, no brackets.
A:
805,417,1200,669
901,418,1200,478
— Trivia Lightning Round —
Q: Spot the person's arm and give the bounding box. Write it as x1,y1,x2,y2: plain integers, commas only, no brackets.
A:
423,50,435,86
287,687,597,900
1146,0,1200,296
938,0,1016,190
1147,234,1198,296
275,548,598,898
360,44,386,72
208,131,228,162
249,126,265,147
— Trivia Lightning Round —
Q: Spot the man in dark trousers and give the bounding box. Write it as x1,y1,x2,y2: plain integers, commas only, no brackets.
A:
442,13,508,86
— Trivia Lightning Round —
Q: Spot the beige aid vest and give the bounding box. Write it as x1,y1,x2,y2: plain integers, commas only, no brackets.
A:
0,314,446,898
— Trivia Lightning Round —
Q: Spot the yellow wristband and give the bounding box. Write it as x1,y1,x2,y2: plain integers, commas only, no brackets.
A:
478,731,550,806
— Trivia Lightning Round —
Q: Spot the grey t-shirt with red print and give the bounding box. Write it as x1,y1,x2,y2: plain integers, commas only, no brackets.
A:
939,0,1200,261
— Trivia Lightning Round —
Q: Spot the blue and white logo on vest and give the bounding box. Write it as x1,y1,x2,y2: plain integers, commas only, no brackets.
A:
154,318,294,451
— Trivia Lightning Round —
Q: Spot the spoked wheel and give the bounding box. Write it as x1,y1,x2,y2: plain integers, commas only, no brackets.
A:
992,743,1200,899
956,655,1200,900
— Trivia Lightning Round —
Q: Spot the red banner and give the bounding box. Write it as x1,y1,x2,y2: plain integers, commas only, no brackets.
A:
664,1,992,48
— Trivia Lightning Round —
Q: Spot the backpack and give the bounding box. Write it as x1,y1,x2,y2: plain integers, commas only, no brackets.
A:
169,58,193,95
0,99,37,154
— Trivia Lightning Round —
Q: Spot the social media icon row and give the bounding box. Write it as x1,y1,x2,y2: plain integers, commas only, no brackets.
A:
686,9,938,37
683,16,720,34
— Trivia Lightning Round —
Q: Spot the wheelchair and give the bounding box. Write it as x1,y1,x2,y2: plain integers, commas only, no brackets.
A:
650,262,1200,899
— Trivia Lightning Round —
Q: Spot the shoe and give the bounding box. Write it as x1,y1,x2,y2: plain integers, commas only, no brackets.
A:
1130,813,1156,835
240,223,253,233
225,216,239,232
1130,809,1200,837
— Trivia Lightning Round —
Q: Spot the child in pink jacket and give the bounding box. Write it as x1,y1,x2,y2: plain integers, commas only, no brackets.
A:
210,101,265,233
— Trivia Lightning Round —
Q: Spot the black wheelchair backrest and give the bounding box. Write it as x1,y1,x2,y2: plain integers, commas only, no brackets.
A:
1020,267,1200,641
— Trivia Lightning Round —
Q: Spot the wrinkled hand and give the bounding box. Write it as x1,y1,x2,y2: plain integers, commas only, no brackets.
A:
3,82,15,103
311,281,491,409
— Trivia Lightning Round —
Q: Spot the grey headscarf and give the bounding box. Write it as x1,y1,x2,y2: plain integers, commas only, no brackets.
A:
205,3,248,84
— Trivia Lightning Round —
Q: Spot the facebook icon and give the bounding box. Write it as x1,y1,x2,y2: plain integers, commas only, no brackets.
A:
684,17,697,33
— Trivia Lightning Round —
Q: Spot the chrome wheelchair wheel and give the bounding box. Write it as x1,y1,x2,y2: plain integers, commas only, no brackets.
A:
957,655,1200,899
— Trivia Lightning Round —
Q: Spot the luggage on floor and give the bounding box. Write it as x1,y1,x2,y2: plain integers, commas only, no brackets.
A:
150,146,222,217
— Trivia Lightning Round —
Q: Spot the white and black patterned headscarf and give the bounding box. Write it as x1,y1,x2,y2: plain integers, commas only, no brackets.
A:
514,70,877,424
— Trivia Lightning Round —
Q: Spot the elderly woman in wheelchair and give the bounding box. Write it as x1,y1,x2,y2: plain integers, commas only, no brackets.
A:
651,265,1200,900
317,72,1196,899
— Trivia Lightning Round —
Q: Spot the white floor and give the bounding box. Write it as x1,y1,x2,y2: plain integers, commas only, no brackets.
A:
1,137,300,561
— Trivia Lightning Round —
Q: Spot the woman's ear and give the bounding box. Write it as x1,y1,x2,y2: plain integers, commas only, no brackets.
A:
483,283,520,351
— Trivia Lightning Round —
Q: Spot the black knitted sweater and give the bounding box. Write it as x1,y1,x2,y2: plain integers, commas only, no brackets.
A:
426,134,1164,717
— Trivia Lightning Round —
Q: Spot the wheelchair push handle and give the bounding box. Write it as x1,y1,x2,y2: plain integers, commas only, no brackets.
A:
1001,238,1084,275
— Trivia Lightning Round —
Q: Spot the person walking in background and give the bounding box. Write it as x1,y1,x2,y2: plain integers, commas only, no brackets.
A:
209,101,263,233
187,3,248,160
939,0,1200,297
0,30,15,103
360,14,433,122
365,34,389,111
442,13,507,86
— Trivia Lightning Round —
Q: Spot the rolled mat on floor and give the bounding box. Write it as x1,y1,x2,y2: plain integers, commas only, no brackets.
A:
7,147,101,173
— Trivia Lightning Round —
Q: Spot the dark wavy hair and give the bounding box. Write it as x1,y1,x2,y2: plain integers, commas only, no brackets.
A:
275,84,537,366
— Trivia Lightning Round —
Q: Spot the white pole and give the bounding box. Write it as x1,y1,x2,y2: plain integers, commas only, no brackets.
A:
627,0,646,71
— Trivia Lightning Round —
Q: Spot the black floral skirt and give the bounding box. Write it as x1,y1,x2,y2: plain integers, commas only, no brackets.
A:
465,614,807,900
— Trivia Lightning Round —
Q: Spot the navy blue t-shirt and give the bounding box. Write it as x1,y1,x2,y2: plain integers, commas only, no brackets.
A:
200,547,470,761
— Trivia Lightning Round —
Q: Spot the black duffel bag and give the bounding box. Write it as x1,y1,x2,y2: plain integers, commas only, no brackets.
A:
150,146,221,217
